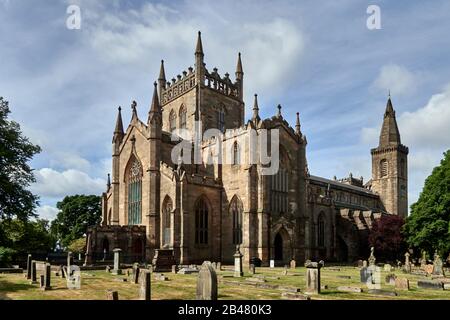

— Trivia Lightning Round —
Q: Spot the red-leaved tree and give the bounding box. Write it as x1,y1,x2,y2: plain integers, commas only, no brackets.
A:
368,215,406,262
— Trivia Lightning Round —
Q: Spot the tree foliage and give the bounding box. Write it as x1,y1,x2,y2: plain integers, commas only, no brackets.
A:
404,150,450,257
68,237,87,254
50,195,101,247
368,214,406,261
0,97,41,220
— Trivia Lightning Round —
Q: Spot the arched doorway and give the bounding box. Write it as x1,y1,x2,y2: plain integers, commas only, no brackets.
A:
101,237,110,261
274,233,283,260
132,238,144,262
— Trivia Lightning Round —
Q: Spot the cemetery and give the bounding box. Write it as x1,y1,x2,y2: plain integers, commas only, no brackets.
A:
1,248,450,300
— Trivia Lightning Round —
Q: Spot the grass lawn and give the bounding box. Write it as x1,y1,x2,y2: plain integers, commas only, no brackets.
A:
1,266,449,300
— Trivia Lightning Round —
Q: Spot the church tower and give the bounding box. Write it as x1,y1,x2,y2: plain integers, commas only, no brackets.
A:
370,96,408,218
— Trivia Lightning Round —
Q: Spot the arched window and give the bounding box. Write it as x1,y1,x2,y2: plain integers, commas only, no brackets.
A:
318,213,325,247
179,105,187,129
230,196,243,245
232,141,240,165
169,109,176,132
270,147,289,214
380,159,388,177
195,197,209,245
127,157,142,225
162,196,173,246
217,107,225,132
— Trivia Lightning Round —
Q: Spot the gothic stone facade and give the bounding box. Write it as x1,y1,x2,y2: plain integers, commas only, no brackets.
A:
86,32,408,266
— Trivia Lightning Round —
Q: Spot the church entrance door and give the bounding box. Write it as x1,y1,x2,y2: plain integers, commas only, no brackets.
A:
274,233,283,261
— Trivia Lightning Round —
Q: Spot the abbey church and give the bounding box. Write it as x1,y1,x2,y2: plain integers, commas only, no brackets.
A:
85,32,408,266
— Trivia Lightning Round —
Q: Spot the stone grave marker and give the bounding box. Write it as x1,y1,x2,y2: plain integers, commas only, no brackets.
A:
385,273,396,285
384,264,392,272
30,261,37,284
249,264,255,275
139,270,151,300
337,286,362,293
112,248,122,275
196,261,218,300
217,262,221,271
290,259,296,269
270,260,275,268
417,279,444,290
394,277,409,290
305,260,324,294
282,265,288,276
362,260,368,268
106,290,119,300
233,245,243,277
360,266,369,283
432,254,444,276
26,254,32,279
133,267,140,284
368,247,376,266
172,265,177,274
211,262,217,270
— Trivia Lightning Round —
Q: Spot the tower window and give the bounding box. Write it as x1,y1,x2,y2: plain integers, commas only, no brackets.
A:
232,141,240,165
169,109,176,132
230,196,243,245
195,197,209,245
179,105,187,129
217,108,225,132
380,159,388,177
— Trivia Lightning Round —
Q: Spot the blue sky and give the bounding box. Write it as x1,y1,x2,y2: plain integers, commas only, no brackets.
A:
1,0,449,220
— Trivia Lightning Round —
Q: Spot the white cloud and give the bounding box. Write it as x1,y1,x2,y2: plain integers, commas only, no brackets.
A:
372,64,419,96
50,152,91,172
35,205,59,221
31,168,106,199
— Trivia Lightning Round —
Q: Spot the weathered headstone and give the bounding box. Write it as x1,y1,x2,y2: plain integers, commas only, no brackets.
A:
139,270,151,300
106,265,111,273
424,264,434,275
290,259,296,269
26,254,32,279
233,245,243,277
305,260,324,294
403,252,411,273
40,275,46,290
133,267,140,284
217,262,221,271
211,262,217,270
67,251,73,274
106,290,119,300
171,265,177,274
360,267,369,283
362,260,368,268
282,265,288,276
417,280,444,290
59,265,65,278
432,253,444,276
270,260,275,268
249,264,255,275
420,250,427,268
337,286,363,293
394,277,409,290
383,264,392,272
196,261,218,300
30,261,37,284
385,273,396,285
44,263,51,290
368,247,376,266
112,248,122,275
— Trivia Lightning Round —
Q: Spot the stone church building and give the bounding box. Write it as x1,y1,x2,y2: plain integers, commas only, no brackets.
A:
85,32,408,266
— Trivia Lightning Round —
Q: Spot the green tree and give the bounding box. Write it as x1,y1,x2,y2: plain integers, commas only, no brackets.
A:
68,237,87,254
404,150,450,257
0,97,41,221
50,195,101,247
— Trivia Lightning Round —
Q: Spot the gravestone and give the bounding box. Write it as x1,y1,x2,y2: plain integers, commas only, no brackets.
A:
26,254,32,279
59,265,65,278
40,275,46,290
394,277,409,290
249,264,255,275
139,270,151,300
424,264,434,275
211,262,217,270
368,247,376,266
362,260,368,268
30,261,37,284
282,265,288,276
404,252,411,273
67,252,73,275
270,260,275,268
106,265,111,273
112,248,122,275
67,266,81,289
417,280,444,290
152,249,177,272
196,261,218,300
337,286,362,293
133,267,140,284
432,254,444,276
217,262,221,271
290,259,296,269
172,265,177,274
233,245,243,277
305,260,324,294
106,290,119,300
383,264,392,272
43,264,51,290
360,267,369,283
154,273,168,281
420,250,427,268
385,273,396,285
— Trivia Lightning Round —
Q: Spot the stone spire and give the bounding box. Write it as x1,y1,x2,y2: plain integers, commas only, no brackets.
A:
148,82,161,124
131,100,138,120
252,94,260,123
107,173,111,189
158,60,166,99
235,52,243,79
295,112,301,135
113,106,124,143
195,31,204,57
379,95,401,147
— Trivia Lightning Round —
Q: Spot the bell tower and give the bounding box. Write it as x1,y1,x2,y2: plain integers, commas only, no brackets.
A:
370,95,408,218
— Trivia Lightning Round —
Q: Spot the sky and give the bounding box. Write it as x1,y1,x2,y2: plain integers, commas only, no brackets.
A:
1,0,449,220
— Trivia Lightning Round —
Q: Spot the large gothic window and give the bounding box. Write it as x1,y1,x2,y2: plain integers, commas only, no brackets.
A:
318,213,325,247
380,159,388,177
169,109,176,132
195,197,209,245
270,147,289,214
127,157,142,225
162,196,173,247
179,105,187,129
230,196,243,245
